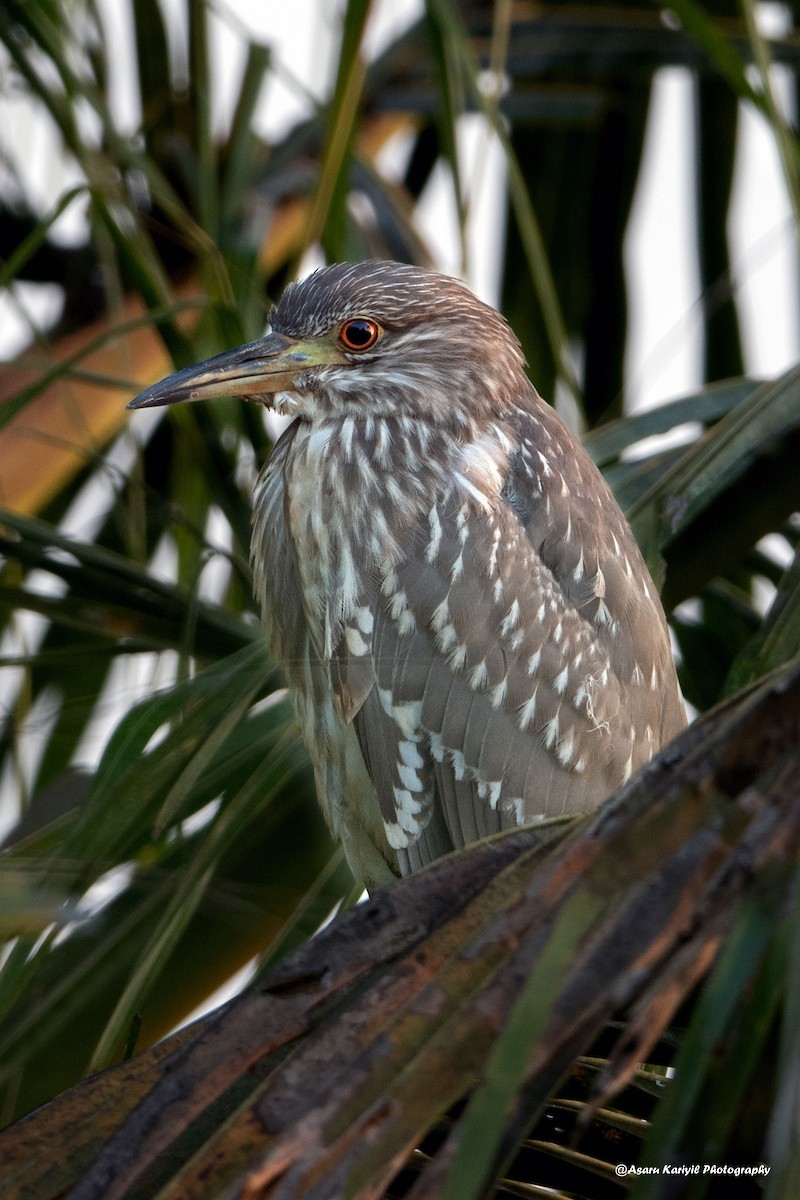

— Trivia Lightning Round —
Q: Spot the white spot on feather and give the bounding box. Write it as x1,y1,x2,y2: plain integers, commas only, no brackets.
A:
338,543,359,619
553,665,569,695
431,597,450,632
340,416,355,460
397,609,416,635
355,448,375,486
384,820,411,849
518,688,538,731
390,591,408,620
595,601,612,626
484,780,502,809
354,606,373,635
456,502,470,544
385,475,405,508
345,627,369,657
382,566,399,596
375,419,391,467
542,713,560,750
468,659,488,690
426,505,443,563
399,740,424,769
437,623,458,651
454,472,492,509
378,690,421,737
556,728,574,768
449,642,468,671
429,731,445,762
393,787,424,817
488,526,502,577
491,422,513,453
527,649,542,676
397,764,424,792
500,599,520,636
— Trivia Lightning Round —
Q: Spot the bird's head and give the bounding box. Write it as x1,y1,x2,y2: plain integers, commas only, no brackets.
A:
127,261,527,427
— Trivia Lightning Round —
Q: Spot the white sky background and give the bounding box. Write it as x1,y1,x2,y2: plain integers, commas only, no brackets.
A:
2,0,798,398
114,1,800,404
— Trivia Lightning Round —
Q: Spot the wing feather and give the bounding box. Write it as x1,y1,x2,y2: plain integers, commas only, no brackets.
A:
329,404,684,870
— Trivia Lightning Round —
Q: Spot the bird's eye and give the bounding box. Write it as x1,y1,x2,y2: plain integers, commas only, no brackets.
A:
339,318,380,352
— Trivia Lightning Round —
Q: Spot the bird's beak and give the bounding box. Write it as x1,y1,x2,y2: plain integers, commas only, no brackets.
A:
127,331,326,410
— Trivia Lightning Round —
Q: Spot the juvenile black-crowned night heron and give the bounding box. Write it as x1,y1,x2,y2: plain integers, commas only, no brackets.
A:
129,261,686,887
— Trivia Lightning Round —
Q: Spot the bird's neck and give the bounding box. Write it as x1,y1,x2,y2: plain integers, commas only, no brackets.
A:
279,412,512,657
286,410,507,513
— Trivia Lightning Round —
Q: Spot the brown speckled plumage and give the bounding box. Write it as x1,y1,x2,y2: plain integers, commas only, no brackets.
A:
130,261,686,887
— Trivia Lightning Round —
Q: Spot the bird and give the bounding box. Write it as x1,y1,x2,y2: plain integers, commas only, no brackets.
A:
128,260,686,888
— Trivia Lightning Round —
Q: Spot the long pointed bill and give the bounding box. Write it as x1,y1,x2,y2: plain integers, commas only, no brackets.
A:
127,332,317,410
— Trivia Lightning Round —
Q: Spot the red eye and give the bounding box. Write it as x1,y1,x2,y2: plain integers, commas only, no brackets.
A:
339,318,381,351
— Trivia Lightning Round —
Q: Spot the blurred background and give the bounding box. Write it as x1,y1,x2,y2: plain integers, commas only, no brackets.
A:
0,0,799,1127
